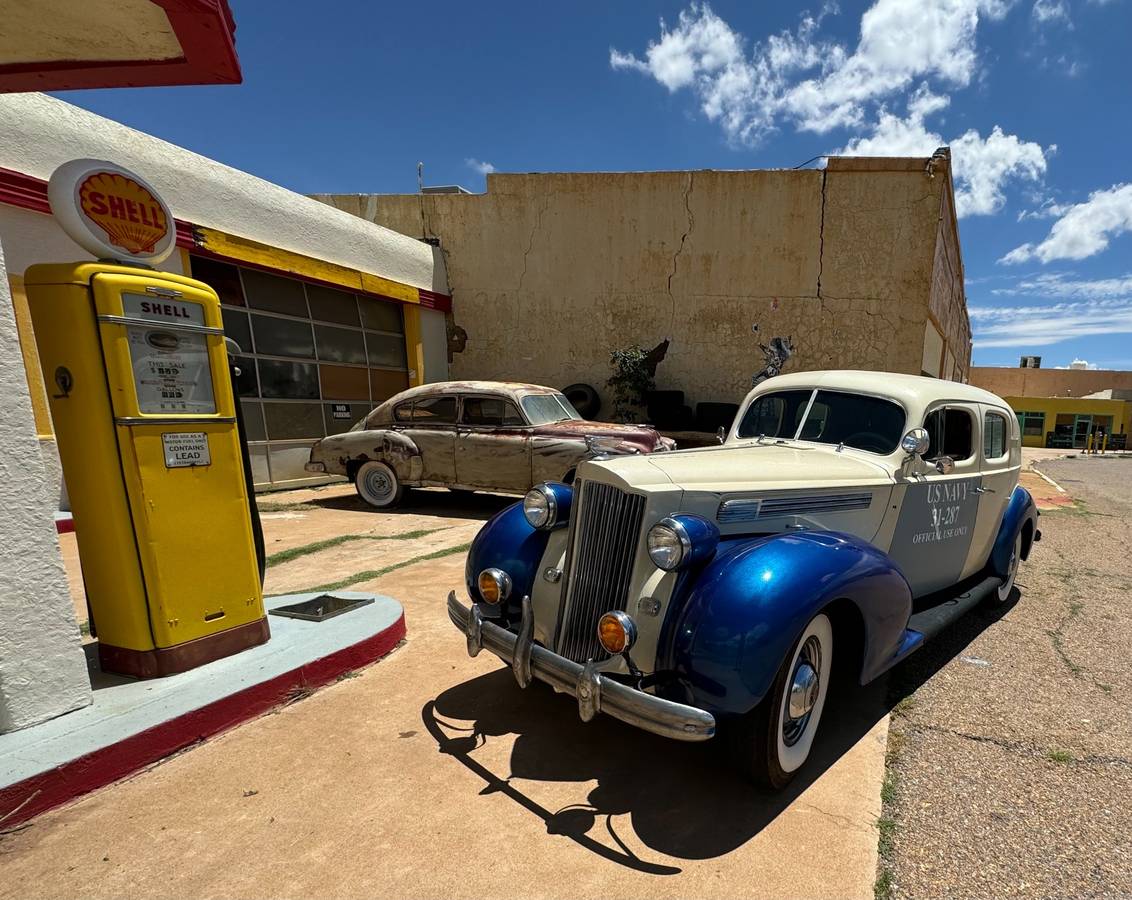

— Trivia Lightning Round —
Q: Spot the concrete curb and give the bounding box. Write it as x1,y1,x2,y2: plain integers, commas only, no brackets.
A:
0,611,404,830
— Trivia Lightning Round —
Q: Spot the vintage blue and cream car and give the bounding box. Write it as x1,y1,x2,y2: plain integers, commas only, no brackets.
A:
446,371,1040,786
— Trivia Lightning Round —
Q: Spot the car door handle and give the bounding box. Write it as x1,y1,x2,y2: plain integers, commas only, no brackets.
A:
974,487,995,494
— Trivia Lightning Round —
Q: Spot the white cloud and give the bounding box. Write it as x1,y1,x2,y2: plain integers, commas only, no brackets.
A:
836,86,1048,216
1032,0,1070,24
1000,183,1132,263
610,0,1017,142
612,1,1045,218
465,158,496,176
1053,358,1097,369
970,299,1132,347
992,272,1132,299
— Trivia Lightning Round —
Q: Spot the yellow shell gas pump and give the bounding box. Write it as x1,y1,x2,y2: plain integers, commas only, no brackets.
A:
25,160,267,678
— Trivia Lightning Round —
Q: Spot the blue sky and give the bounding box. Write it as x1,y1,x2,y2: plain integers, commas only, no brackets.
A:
60,0,1132,369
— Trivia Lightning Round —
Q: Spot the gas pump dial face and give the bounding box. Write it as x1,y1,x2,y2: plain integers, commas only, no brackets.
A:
122,293,217,415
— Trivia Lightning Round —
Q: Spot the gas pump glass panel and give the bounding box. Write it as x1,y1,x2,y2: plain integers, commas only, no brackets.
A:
122,293,217,415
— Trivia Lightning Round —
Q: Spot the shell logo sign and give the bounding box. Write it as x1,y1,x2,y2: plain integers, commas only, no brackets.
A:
78,172,168,255
48,159,176,266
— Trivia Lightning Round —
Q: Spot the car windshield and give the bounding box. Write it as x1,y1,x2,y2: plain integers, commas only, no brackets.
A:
736,389,905,454
520,392,583,425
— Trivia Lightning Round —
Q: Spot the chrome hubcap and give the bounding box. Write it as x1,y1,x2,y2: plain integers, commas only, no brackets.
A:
365,469,392,499
784,636,822,746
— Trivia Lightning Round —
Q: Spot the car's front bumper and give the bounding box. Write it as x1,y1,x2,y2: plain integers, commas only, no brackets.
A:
446,591,716,742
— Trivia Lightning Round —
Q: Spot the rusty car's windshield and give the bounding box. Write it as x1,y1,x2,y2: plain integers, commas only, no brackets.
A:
520,393,583,425
738,389,905,453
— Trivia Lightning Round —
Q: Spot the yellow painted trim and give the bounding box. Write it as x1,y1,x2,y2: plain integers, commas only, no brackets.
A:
402,305,426,387
6,273,53,438
194,226,422,305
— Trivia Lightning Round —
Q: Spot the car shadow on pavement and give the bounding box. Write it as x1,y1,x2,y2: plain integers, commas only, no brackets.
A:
301,488,514,521
422,595,1019,872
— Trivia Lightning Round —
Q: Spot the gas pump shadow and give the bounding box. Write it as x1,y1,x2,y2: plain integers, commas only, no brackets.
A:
422,598,1014,871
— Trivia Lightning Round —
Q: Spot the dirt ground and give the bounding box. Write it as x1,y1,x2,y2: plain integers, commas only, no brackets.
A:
4,483,890,900
879,455,1132,898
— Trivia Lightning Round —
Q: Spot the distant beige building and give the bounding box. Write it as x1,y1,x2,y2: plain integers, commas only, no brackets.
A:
970,366,1132,399
314,154,971,418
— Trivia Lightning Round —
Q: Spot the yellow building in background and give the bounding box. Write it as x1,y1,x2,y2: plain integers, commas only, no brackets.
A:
1004,395,1130,449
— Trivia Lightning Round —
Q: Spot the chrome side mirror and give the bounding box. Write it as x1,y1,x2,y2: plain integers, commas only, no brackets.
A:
934,455,955,475
716,426,726,445
901,427,930,456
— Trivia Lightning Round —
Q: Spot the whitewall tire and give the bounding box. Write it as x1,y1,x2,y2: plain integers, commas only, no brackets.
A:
993,532,1022,604
355,460,404,509
735,611,834,788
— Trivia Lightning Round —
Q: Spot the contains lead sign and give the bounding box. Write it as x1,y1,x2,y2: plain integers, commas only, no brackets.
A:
162,432,211,468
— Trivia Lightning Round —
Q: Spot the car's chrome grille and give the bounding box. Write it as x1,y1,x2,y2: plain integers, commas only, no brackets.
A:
556,480,646,663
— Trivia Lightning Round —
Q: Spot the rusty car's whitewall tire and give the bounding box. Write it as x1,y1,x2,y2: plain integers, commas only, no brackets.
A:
355,460,405,509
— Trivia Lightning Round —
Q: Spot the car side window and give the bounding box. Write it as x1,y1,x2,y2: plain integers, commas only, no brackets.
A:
463,397,525,426
393,403,413,423
408,396,457,424
984,412,1008,460
923,407,974,461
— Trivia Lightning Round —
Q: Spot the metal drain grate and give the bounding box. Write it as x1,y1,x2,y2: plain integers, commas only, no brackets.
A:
269,594,374,622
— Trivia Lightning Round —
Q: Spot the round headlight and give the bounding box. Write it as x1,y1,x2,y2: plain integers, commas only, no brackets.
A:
477,568,512,605
523,485,556,529
597,611,638,655
647,519,691,571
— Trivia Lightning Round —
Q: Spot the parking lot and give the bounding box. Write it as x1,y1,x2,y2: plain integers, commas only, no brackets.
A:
3,458,1129,899
4,484,888,900
880,454,1132,898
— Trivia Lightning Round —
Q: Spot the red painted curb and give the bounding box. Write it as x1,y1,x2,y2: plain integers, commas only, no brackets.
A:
54,516,75,535
0,612,406,829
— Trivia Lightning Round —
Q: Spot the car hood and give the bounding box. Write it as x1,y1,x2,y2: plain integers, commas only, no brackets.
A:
533,419,666,449
583,441,895,492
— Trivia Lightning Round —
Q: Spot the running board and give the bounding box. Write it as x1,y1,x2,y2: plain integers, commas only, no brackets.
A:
906,574,1003,643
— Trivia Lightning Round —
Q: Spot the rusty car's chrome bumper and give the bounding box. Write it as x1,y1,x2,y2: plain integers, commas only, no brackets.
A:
446,591,716,742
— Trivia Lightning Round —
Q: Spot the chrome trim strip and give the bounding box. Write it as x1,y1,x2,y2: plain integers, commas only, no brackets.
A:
717,498,762,523
115,416,236,426
98,314,223,335
448,591,715,742
718,492,872,523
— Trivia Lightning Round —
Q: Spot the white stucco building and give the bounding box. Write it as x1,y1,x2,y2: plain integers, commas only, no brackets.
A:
0,93,451,732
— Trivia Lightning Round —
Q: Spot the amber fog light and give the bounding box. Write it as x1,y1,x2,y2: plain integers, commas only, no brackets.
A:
597,610,638,655
478,568,512,605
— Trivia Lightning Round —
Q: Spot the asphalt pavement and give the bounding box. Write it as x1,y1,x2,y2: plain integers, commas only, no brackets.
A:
879,455,1132,898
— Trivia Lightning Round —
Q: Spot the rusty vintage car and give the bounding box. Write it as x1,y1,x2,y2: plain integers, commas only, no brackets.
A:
305,381,676,508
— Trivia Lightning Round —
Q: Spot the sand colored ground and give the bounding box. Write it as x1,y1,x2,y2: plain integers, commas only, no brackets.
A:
8,484,891,900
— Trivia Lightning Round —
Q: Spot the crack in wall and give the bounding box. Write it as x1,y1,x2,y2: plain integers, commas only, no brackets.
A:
667,171,695,333
516,194,551,294
817,170,826,299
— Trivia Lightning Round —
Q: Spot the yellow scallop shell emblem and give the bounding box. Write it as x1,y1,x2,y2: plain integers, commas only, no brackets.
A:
78,172,169,255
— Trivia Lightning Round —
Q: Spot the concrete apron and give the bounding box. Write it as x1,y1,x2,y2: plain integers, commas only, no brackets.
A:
0,552,888,900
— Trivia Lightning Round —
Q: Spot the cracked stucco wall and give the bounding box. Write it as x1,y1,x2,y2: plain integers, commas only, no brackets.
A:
314,159,966,412
0,240,91,734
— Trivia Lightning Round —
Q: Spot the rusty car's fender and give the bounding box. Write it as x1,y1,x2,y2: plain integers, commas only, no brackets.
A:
310,429,423,482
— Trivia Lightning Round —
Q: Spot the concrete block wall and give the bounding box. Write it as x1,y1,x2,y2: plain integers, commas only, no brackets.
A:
314,158,968,415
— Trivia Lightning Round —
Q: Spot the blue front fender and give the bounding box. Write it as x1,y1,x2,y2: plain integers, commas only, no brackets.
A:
465,502,550,621
656,531,913,717
989,485,1038,577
